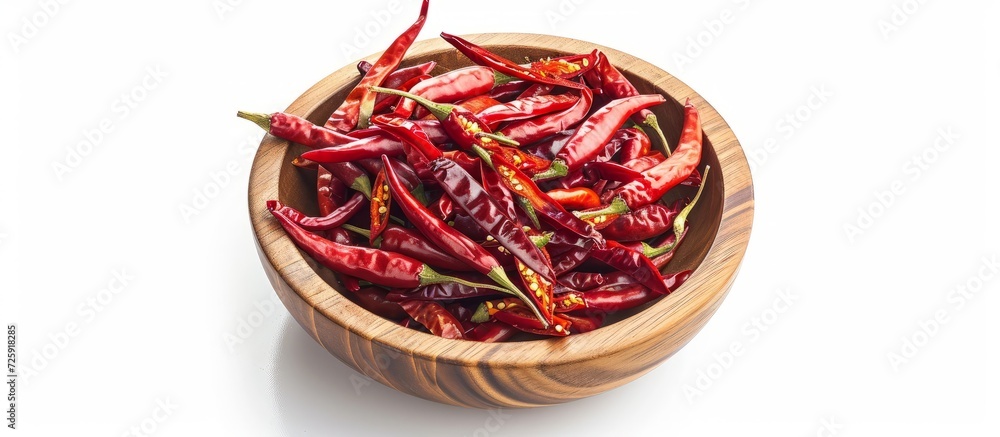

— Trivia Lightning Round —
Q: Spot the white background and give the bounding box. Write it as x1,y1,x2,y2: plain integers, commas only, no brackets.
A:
3,0,999,435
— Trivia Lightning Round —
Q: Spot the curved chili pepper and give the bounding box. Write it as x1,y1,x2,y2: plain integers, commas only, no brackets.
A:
544,187,600,210
399,300,465,339
356,60,437,90
268,202,477,289
476,94,578,130
609,99,702,210
356,157,423,197
466,322,517,342
380,155,547,324
268,195,366,231
429,194,454,221
373,73,430,114
238,111,356,148
351,286,407,320
299,136,405,164
479,160,518,221
554,271,692,313
325,161,372,198
325,0,428,131
489,80,530,102
514,257,556,323
525,51,598,79
522,131,573,161
558,272,605,291
369,169,391,244
584,50,672,156
378,225,473,272
616,127,652,163
559,311,605,334
589,240,671,295
498,86,593,146
585,161,643,184
394,66,498,119
471,298,571,337
440,33,585,90
517,83,553,99
317,165,347,216
385,273,502,301
532,94,665,180
600,200,683,242
456,94,502,116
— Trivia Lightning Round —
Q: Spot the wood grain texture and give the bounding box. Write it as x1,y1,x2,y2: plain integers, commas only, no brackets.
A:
248,33,753,408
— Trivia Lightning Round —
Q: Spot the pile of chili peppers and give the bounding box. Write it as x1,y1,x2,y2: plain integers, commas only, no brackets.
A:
239,0,707,341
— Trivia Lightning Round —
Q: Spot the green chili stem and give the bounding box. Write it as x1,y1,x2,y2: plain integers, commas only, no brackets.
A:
368,86,454,120
574,197,628,220
673,166,709,239
643,113,672,157
529,159,568,181
236,111,271,132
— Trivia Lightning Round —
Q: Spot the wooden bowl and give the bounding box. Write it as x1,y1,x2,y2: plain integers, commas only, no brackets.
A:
249,33,753,408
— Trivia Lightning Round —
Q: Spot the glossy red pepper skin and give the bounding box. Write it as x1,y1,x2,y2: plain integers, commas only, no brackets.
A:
544,187,601,210
476,94,578,130
325,0,428,131
300,136,405,164
385,274,502,301
394,66,497,119
586,161,643,184
623,152,666,172
356,60,437,90
356,157,422,194
399,300,465,339
554,271,692,313
351,286,407,320
381,155,501,277
601,199,685,242
479,299,571,336
429,194,454,221
488,80,530,102
590,240,670,295
559,312,605,334
479,161,518,221
611,100,702,210
457,95,502,116
428,158,558,284
268,203,425,288
616,127,652,163
466,322,517,342
317,165,347,216
558,272,605,291
440,33,586,90
378,225,473,272
540,94,665,177
516,83,553,99
325,161,372,198
268,195,366,231
373,73,430,114
583,51,667,147
499,86,593,146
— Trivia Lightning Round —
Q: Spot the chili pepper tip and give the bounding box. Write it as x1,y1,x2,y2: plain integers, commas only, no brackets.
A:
265,199,279,211
237,110,271,132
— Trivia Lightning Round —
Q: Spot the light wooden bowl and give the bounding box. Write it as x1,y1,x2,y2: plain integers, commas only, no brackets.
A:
249,33,753,408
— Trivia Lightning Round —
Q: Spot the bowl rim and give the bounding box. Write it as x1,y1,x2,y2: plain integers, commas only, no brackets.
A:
248,33,754,368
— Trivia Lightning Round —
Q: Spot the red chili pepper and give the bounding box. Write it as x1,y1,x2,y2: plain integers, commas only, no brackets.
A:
489,80,530,102
585,161,643,184
373,73,430,114
317,165,347,216
399,300,465,339
351,286,407,320
471,298,571,337
526,51,598,78
600,200,683,242
589,240,674,295
557,272,605,291
554,271,692,313
356,157,424,197
299,136,405,164
378,225,473,272
476,94,578,130
559,312,605,334
457,94,502,115
544,187,601,210
355,60,437,90
513,257,556,323
429,194,454,221
324,0,429,131
498,86,593,146
479,160,518,221
616,127,652,163
532,94,665,180
385,273,502,302
394,66,499,119
466,322,517,342
268,195,365,231
440,33,586,90
268,202,471,289
324,161,372,198
369,169,391,245
516,83,553,99
610,100,702,210
584,50,672,155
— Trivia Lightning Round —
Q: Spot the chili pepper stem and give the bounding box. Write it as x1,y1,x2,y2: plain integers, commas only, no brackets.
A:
341,223,371,238
643,113,672,157
419,265,517,294
673,166,709,238
237,110,271,131
493,71,516,87
475,132,520,147
471,303,491,323
517,196,542,229
530,232,552,247
368,86,454,120
529,159,568,181
487,268,550,328
574,197,628,220
352,176,373,199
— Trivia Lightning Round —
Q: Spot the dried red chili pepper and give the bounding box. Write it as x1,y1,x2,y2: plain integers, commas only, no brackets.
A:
554,271,692,313
378,225,473,272
325,161,372,198
476,94,578,130
355,60,437,90
373,73,430,114
325,0,429,131
268,203,490,289
532,94,665,180
369,169,391,244
317,165,347,216
268,195,365,231
525,51,598,79
489,80,530,102
440,33,586,90
351,286,407,320
558,272,605,291
544,187,600,210
429,194,454,221
616,127,652,163
299,136,405,164
608,99,702,210
498,86,593,146
466,322,517,342
600,200,685,242
456,94,502,116
589,240,674,295
385,273,502,302
584,50,672,155
559,312,605,334
516,83,553,99
471,298,571,337
479,160,518,221
399,300,465,339
393,66,500,119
